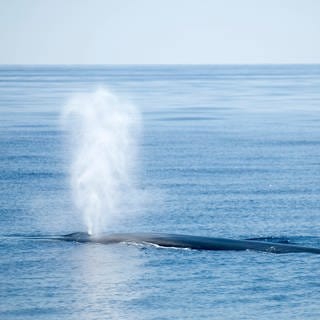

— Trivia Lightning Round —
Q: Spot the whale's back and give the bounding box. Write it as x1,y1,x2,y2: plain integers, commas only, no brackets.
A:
61,232,320,254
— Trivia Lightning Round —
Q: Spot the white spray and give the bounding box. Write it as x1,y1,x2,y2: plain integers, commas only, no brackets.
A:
63,88,141,235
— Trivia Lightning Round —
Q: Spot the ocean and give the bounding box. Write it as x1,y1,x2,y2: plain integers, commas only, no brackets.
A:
0,65,320,319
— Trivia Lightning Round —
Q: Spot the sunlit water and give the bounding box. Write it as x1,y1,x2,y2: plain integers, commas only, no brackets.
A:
1,65,320,319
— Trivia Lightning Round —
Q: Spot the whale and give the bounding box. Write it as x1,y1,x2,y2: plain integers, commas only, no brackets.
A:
59,232,320,254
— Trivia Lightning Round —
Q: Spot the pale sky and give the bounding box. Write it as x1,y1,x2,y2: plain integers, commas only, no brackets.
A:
0,0,319,64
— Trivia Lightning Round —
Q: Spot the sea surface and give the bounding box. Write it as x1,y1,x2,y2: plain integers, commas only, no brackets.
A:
0,65,320,319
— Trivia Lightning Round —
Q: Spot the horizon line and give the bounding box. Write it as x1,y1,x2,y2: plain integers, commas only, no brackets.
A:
0,63,320,67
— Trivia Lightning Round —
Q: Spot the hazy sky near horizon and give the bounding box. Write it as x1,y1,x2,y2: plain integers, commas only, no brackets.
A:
1,0,319,64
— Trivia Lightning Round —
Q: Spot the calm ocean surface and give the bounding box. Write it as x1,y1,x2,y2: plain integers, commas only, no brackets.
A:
0,65,320,319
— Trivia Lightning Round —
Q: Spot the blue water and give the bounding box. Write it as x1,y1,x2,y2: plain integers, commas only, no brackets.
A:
1,65,320,319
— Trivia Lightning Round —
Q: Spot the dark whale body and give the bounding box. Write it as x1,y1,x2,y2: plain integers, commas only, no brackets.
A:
61,232,320,254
